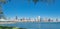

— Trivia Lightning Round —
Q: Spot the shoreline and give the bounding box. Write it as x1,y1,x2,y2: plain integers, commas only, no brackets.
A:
0,21,60,24
0,26,26,29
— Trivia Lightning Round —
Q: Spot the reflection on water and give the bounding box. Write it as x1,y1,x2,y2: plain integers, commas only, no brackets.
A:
0,22,60,29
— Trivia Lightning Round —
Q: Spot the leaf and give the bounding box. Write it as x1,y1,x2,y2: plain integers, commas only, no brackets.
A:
28,0,30,4
9,0,11,2
33,0,39,5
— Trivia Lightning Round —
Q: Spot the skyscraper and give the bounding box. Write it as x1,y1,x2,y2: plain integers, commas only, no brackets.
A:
15,16,18,20
37,16,40,20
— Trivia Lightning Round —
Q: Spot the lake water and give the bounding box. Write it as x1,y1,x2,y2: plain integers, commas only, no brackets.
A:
0,22,60,29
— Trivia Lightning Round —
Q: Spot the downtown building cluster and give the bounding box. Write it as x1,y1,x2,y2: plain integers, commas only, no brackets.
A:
13,16,60,22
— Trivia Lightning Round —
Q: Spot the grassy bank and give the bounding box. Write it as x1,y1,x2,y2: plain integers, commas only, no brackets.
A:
0,26,26,29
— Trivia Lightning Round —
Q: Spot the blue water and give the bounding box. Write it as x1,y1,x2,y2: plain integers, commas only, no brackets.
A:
0,22,60,29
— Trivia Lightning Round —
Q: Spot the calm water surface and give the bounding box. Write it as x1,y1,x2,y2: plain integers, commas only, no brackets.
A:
0,22,60,29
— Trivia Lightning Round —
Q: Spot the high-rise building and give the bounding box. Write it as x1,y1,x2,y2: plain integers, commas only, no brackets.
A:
37,16,41,22
23,17,27,20
43,17,48,22
37,16,40,20
56,18,58,22
15,16,18,20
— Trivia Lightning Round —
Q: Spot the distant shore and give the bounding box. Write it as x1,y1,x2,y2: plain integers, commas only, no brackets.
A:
0,19,60,24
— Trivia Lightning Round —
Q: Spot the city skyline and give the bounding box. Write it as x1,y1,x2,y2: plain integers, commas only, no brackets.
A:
2,0,60,18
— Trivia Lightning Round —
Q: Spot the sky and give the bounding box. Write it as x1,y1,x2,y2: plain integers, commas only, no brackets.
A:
1,0,60,18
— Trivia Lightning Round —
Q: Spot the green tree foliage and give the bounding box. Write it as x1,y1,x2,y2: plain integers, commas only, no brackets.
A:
33,0,39,4
28,0,55,5
0,0,11,4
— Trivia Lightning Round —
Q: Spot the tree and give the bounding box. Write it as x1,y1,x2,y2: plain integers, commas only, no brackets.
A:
33,0,39,4
0,0,11,19
0,0,11,5
28,0,55,5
